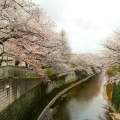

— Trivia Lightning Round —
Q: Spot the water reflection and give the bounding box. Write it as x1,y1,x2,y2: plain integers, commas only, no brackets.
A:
53,74,112,120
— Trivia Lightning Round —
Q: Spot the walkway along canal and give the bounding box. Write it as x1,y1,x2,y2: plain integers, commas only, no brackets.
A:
51,73,112,120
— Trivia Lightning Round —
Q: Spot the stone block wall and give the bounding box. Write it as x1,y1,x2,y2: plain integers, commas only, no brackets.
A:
0,82,41,120
0,78,41,113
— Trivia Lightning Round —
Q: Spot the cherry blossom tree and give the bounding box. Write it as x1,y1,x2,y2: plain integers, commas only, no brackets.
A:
102,31,120,68
70,53,102,74
0,0,70,80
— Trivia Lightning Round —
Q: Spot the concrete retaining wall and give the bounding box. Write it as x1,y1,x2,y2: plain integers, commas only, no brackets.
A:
0,66,40,80
0,82,41,120
0,78,41,113
46,71,78,93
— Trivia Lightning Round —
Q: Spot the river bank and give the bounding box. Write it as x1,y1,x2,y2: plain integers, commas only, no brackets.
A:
37,73,99,120
51,73,112,120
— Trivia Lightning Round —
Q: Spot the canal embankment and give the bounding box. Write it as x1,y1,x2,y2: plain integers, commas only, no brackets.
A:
0,66,97,120
37,72,100,120
51,73,112,120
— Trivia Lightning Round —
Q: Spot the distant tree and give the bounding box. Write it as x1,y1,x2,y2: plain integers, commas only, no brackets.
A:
58,30,71,62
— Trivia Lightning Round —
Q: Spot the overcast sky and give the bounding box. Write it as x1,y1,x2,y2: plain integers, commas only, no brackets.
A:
33,0,120,53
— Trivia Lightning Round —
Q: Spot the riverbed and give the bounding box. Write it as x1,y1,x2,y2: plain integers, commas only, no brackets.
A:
52,73,112,120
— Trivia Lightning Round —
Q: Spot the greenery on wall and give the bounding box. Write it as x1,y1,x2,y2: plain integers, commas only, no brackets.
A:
112,83,120,112
46,67,54,75
70,63,77,68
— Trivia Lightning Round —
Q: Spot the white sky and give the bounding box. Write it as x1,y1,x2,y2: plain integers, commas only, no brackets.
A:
33,0,120,53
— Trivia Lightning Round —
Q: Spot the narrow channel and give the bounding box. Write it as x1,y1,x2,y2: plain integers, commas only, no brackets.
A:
52,73,112,120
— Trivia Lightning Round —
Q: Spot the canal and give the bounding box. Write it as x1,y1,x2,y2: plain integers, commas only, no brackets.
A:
51,73,112,120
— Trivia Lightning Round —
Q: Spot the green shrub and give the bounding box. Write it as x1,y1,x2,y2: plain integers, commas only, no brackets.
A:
106,69,115,78
116,66,120,72
71,63,77,68
46,67,53,75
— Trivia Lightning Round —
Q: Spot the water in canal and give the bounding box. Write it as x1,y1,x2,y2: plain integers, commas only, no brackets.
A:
52,73,112,120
